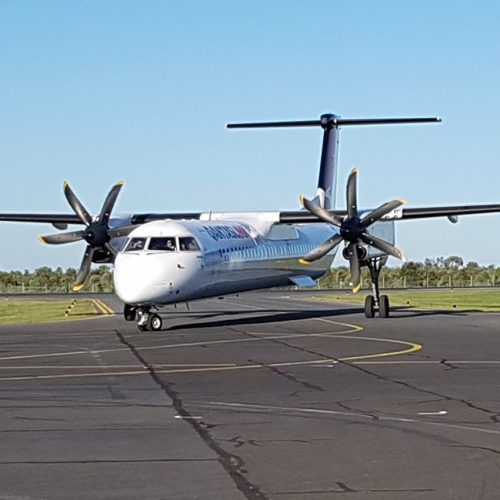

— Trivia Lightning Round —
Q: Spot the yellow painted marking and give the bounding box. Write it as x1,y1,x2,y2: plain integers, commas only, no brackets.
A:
398,198,407,204
352,284,361,293
93,299,115,315
92,300,107,315
351,167,359,174
0,329,359,361
0,328,422,382
299,259,310,265
0,299,423,382
299,195,305,205
0,363,237,370
38,236,47,244
314,317,363,332
73,284,84,292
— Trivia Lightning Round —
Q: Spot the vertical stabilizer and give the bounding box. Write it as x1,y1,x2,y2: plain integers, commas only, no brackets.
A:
227,114,440,211
313,114,341,210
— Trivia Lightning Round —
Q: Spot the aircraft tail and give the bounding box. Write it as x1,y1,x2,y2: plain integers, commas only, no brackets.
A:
227,115,441,210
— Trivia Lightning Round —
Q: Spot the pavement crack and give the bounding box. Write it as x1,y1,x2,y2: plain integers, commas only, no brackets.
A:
335,401,379,420
237,325,500,422
248,358,324,392
451,445,500,456
273,480,434,494
440,359,458,370
345,361,500,423
115,329,270,500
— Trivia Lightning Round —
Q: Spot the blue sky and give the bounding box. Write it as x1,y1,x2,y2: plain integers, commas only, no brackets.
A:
1,1,500,270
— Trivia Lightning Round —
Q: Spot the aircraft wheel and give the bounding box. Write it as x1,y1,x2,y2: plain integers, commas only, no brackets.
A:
364,295,375,318
379,295,390,318
147,314,163,332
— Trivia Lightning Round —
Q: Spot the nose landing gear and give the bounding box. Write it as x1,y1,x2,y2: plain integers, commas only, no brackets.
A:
123,304,163,331
363,256,390,319
137,309,163,331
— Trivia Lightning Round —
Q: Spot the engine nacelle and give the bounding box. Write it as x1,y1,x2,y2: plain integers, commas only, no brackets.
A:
342,245,368,261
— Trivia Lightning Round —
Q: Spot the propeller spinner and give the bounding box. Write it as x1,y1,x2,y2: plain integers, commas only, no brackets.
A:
299,168,406,293
39,181,135,291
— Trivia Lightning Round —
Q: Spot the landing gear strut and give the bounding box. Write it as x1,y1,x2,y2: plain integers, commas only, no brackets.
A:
363,256,390,319
124,305,163,331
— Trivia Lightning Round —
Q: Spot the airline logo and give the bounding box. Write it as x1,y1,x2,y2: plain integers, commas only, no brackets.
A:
204,224,252,241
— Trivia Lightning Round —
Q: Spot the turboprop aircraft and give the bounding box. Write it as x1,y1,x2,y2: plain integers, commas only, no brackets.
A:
2,113,500,331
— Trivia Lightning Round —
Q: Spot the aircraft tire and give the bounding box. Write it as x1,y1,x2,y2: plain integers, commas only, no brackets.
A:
147,314,163,332
379,295,390,318
364,295,375,318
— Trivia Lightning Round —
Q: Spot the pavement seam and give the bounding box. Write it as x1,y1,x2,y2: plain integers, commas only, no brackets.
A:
115,329,270,500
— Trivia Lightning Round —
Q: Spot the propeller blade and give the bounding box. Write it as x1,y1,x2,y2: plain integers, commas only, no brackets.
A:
73,246,94,291
99,181,125,225
299,233,343,264
347,243,362,293
64,182,92,226
300,196,343,226
104,242,117,258
107,224,138,239
360,232,406,261
38,230,85,245
346,168,358,220
361,199,406,228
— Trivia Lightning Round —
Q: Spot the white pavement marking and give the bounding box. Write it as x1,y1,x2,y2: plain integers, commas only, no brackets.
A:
208,401,500,437
418,411,448,416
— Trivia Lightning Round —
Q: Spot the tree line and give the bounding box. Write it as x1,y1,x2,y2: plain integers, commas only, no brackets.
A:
0,256,498,293
0,266,114,293
318,256,500,289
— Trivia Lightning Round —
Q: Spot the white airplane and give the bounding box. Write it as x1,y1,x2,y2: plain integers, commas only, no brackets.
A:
2,113,500,331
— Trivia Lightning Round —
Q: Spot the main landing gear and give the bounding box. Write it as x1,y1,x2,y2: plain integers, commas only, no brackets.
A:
363,256,390,319
124,304,163,331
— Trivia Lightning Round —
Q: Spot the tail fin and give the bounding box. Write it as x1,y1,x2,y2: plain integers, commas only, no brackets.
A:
227,114,441,210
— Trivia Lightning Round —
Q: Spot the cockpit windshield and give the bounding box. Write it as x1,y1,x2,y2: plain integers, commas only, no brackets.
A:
179,237,200,251
125,237,147,252
148,237,176,251
124,236,201,253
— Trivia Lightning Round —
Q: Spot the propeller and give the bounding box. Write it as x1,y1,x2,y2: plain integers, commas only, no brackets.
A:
39,181,136,291
299,168,406,293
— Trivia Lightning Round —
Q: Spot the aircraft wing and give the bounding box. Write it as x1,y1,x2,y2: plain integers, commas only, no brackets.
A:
3,203,500,226
0,212,204,226
0,213,83,224
277,203,500,223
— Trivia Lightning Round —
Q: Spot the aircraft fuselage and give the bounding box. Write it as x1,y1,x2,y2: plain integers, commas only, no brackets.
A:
114,219,340,306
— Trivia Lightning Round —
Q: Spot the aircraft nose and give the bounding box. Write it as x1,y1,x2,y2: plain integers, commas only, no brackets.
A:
114,253,174,304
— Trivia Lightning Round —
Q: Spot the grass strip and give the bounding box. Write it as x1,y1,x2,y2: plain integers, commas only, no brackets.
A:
0,299,102,325
311,289,500,312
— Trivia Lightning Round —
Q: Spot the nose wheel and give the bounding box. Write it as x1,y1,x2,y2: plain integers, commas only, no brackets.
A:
134,307,163,332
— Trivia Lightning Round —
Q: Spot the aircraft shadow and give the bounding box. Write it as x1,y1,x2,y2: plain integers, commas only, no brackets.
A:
166,307,363,331
391,306,478,318
164,306,478,330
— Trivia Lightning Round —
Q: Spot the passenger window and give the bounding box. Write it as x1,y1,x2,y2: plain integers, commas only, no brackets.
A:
148,237,176,251
179,237,200,252
125,237,147,252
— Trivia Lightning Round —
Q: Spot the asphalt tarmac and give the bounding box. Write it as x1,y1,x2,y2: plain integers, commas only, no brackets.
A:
1,291,500,499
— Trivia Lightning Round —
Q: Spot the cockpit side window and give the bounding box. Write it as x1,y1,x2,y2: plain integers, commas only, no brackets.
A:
148,237,177,251
179,237,201,251
125,237,147,252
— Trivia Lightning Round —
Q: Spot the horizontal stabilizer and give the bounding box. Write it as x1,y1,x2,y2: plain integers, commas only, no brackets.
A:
227,116,441,129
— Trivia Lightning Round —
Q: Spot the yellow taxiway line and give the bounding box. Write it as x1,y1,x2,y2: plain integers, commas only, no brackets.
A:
0,317,422,382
